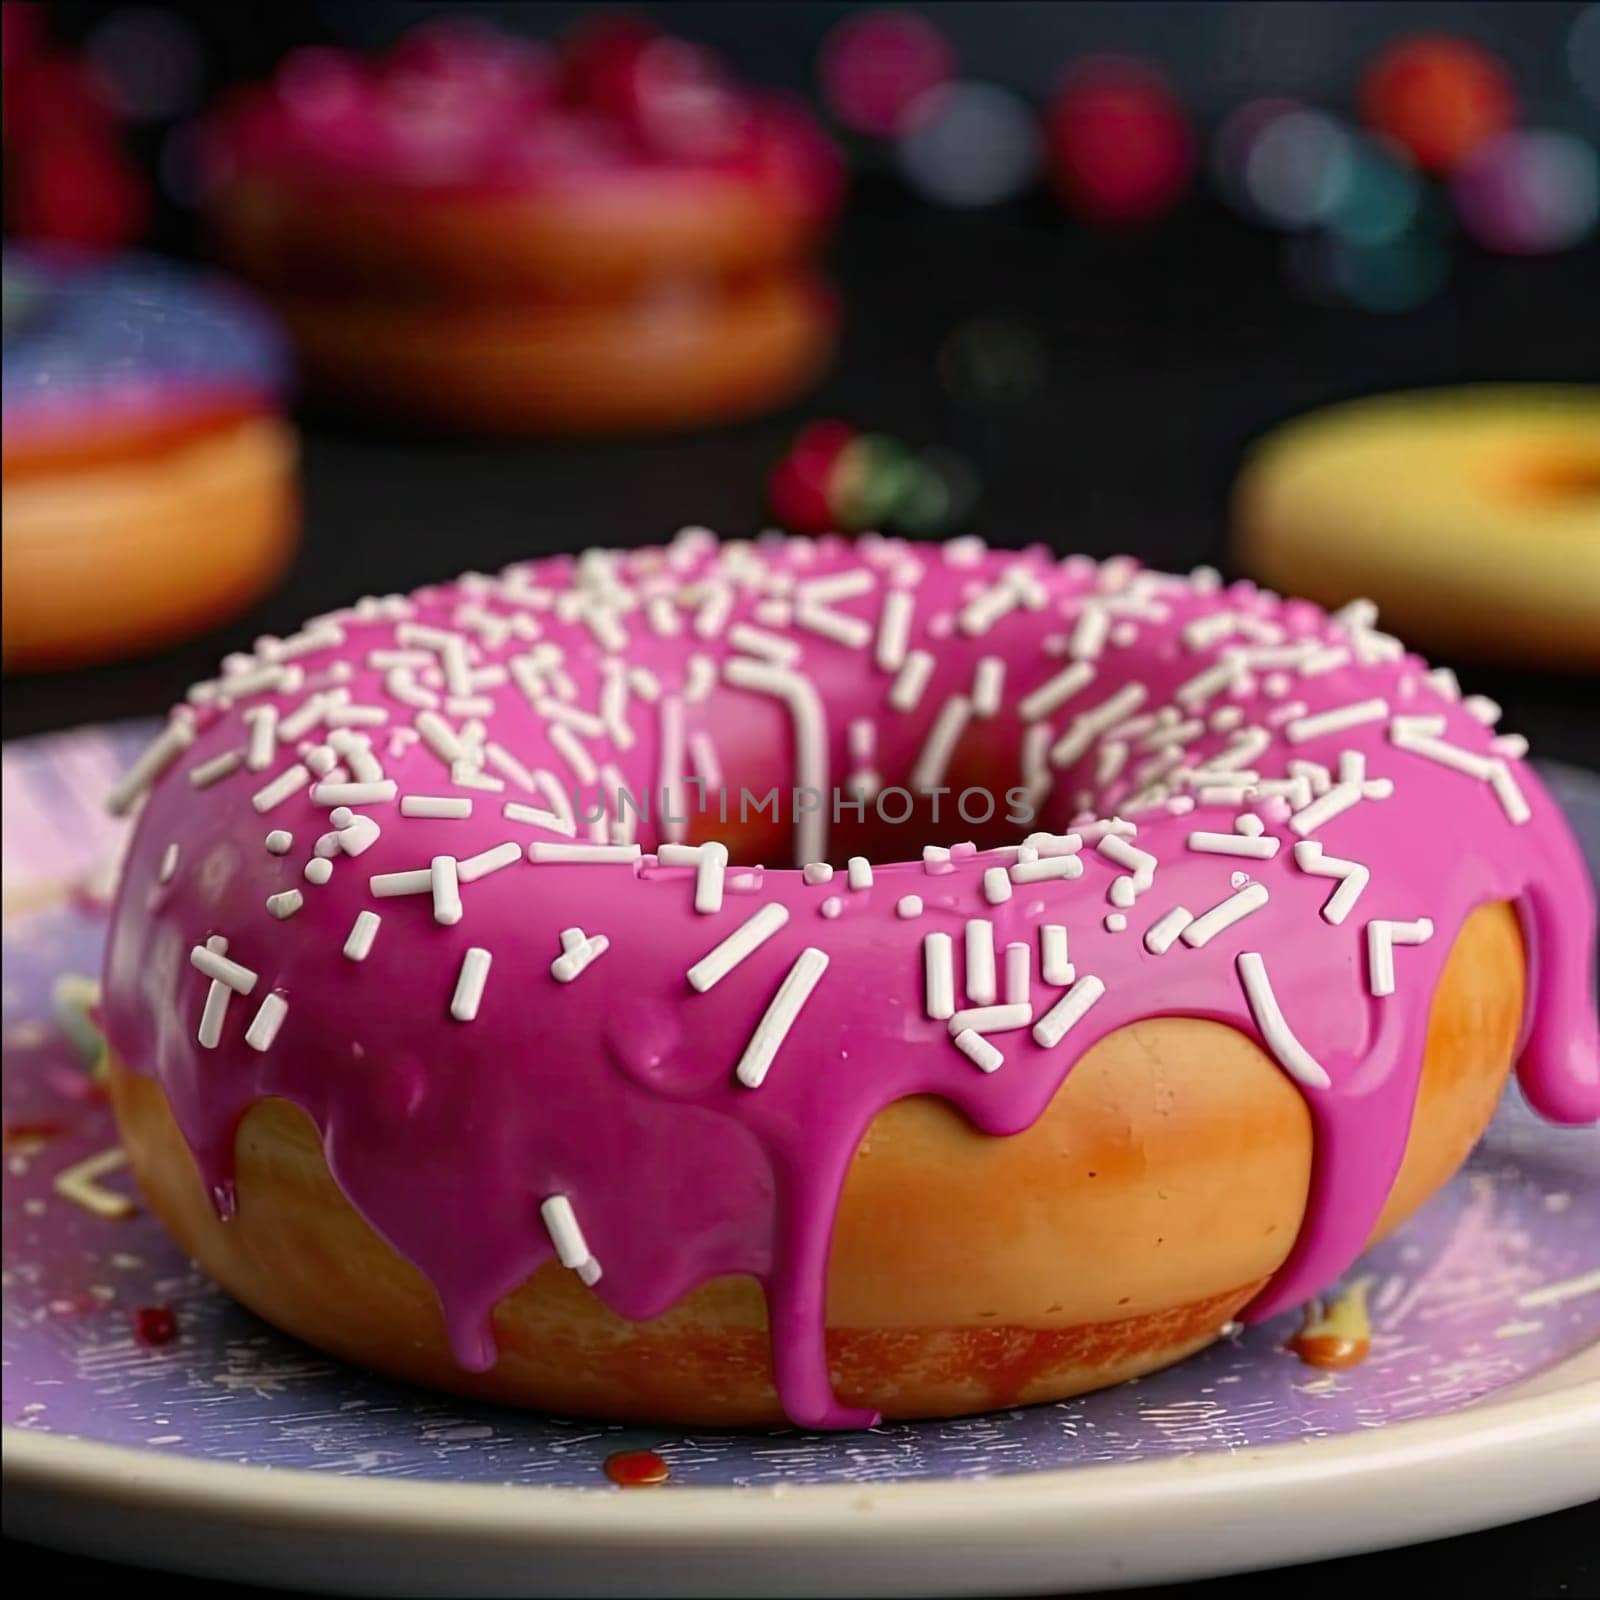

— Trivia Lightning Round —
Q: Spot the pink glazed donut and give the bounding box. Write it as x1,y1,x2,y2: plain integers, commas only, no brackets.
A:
102,532,1598,1428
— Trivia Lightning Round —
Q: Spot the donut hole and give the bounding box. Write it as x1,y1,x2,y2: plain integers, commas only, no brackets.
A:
677,697,1071,869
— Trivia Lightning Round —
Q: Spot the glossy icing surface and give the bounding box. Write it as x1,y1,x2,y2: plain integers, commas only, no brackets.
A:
2,248,289,459
206,21,843,218
102,532,1599,1429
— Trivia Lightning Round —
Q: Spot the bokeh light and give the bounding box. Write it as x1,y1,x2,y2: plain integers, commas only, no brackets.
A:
1044,57,1193,227
1572,6,1600,108
938,314,1048,409
1359,35,1515,174
1326,134,1421,246
1452,130,1600,255
896,81,1040,208
1242,107,1353,230
819,9,954,138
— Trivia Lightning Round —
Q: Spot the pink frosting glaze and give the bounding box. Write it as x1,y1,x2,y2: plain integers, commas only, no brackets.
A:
102,532,1599,1430
204,19,844,221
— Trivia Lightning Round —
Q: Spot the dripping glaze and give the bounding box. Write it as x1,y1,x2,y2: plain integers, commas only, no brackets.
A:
102,531,1599,1429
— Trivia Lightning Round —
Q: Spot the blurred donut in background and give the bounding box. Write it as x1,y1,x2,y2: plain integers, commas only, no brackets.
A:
201,17,844,434
2,249,297,672
1232,386,1600,671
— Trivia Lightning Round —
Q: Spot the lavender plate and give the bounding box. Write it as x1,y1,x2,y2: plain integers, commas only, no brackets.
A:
4,727,1598,1596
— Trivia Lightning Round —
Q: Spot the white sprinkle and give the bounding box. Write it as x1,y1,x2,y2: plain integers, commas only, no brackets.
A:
1489,761,1531,825
1050,683,1148,769
819,895,844,918
190,945,258,994
251,763,310,815
1010,854,1084,885
370,868,432,897
457,841,522,883
695,841,730,914
265,829,293,855
1367,917,1433,997
888,649,936,713
924,932,956,1019
1286,699,1389,745
401,795,472,819
107,716,198,815
981,865,1012,905
450,948,492,1021
266,889,303,919
735,947,829,1088
430,856,462,925
197,978,231,1049
245,706,278,772
965,919,997,1006
1018,660,1095,722
244,991,289,1052
1187,830,1281,859
343,910,381,960
1032,975,1106,1048
1236,953,1330,1089
796,603,872,650
312,780,396,807
897,894,924,919
304,857,333,885
156,843,180,885
1022,831,1084,857
971,656,1006,717
722,657,830,865
415,710,465,766
953,1028,1004,1073
876,588,915,672
1004,942,1031,1007
802,862,835,885
912,695,973,792
1389,724,1496,781
526,842,643,865
1181,884,1269,948
277,692,331,743
728,623,801,667
1097,834,1157,883
948,1002,1032,1035
189,749,243,788
847,856,874,891
1068,601,1110,660
1143,906,1193,955
1292,841,1369,924
1516,1270,1600,1310
1288,782,1362,837
551,933,610,983
1041,924,1073,985
1104,913,1127,932
539,1194,600,1282
502,801,575,837
687,903,790,991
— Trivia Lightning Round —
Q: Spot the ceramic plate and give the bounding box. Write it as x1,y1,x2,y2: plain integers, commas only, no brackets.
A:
4,726,1598,1596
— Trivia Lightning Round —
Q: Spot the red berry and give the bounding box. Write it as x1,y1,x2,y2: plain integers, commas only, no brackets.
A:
133,1305,178,1347
1360,36,1515,174
768,455,835,535
1046,58,1194,227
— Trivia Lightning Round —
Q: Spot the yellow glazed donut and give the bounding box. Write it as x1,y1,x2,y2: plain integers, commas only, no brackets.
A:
1233,386,1600,670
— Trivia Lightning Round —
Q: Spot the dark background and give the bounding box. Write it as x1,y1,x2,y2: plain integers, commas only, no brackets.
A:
5,3,1598,1595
